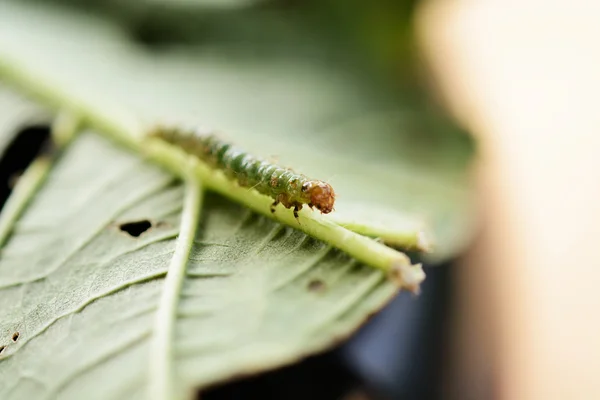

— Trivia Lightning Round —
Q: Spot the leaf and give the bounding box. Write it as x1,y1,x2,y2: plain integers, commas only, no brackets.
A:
0,1,472,397
0,0,474,261
0,131,398,399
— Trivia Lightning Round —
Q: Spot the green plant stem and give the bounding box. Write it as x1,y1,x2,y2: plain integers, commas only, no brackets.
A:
0,158,51,247
0,110,79,247
334,220,433,252
149,175,203,400
143,140,425,291
0,55,425,291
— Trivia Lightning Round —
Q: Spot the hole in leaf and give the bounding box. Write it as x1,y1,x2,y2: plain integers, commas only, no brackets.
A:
307,279,326,293
0,345,5,355
12,332,19,342
119,220,152,237
0,124,51,211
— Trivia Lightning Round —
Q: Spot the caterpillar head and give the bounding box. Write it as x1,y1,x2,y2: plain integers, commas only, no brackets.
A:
302,181,335,214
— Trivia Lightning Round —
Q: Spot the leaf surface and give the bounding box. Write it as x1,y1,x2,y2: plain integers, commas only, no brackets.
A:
0,2,474,397
0,131,398,399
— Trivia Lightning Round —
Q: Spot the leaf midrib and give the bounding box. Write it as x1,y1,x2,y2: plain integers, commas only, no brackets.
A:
149,176,203,400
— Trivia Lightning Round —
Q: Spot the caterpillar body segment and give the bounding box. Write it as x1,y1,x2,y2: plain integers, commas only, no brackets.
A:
152,127,336,218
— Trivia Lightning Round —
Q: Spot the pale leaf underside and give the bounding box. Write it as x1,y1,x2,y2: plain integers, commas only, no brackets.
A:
0,133,399,399
0,1,474,398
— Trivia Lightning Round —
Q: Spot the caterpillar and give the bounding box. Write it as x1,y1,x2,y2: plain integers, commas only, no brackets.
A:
150,126,336,218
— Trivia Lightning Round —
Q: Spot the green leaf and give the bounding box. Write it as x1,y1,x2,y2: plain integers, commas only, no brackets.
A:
0,132,398,399
0,1,474,261
0,1,473,397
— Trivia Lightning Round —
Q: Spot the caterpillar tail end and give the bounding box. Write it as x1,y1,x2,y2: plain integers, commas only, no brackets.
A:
389,262,426,294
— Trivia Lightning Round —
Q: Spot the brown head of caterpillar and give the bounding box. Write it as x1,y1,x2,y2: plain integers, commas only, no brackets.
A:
301,181,336,214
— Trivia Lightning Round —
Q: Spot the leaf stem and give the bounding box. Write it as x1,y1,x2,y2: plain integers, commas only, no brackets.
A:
149,174,203,400
0,56,424,291
143,139,425,291
333,220,433,253
0,111,79,247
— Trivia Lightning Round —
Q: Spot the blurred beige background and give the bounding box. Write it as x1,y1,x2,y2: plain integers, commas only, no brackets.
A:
417,0,600,399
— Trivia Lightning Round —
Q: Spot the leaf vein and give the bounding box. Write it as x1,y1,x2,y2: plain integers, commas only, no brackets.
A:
0,270,167,361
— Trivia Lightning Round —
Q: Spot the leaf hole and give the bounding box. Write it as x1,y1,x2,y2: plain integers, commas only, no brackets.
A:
0,345,5,355
307,279,327,293
12,332,19,342
0,124,52,211
119,220,152,237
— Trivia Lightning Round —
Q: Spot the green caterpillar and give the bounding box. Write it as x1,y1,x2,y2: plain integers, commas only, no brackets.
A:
151,126,336,218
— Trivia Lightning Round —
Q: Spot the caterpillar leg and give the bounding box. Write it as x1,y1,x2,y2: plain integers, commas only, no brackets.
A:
308,203,314,210
293,204,303,220
270,200,279,213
